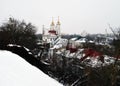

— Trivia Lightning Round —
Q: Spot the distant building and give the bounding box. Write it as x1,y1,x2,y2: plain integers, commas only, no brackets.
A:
42,17,61,47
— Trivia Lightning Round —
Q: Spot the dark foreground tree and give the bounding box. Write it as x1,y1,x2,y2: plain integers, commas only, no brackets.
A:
0,18,37,50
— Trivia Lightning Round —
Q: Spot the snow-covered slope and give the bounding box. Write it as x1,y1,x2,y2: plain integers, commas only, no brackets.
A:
0,51,62,86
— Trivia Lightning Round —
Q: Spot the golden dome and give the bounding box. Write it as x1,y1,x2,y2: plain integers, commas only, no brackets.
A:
57,16,60,25
51,17,55,26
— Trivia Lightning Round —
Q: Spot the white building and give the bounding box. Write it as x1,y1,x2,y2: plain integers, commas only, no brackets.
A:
42,17,61,47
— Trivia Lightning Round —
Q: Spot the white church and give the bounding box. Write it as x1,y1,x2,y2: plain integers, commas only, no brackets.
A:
42,17,62,48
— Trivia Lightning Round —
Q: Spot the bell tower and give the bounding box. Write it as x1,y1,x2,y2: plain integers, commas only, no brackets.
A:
50,17,55,30
56,16,61,36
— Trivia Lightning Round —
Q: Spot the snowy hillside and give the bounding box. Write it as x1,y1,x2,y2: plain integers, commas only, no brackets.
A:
0,51,62,86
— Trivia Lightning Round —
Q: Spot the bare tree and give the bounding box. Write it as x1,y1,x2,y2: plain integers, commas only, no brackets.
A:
0,18,37,50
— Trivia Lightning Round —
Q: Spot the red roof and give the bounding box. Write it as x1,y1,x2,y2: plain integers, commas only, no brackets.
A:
48,30,57,35
80,48,104,63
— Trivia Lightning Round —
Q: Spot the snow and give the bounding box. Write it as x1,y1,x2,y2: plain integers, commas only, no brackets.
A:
7,44,21,47
75,38,87,43
88,40,94,43
0,50,62,86
53,38,68,49
53,44,62,49
83,55,115,67
56,51,62,54
8,44,30,52
104,55,115,64
70,37,77,41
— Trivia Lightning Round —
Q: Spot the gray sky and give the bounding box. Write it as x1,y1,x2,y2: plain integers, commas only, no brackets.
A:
0,0,120,34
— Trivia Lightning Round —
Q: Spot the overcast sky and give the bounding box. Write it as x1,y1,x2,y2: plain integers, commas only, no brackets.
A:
0,0,120,34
